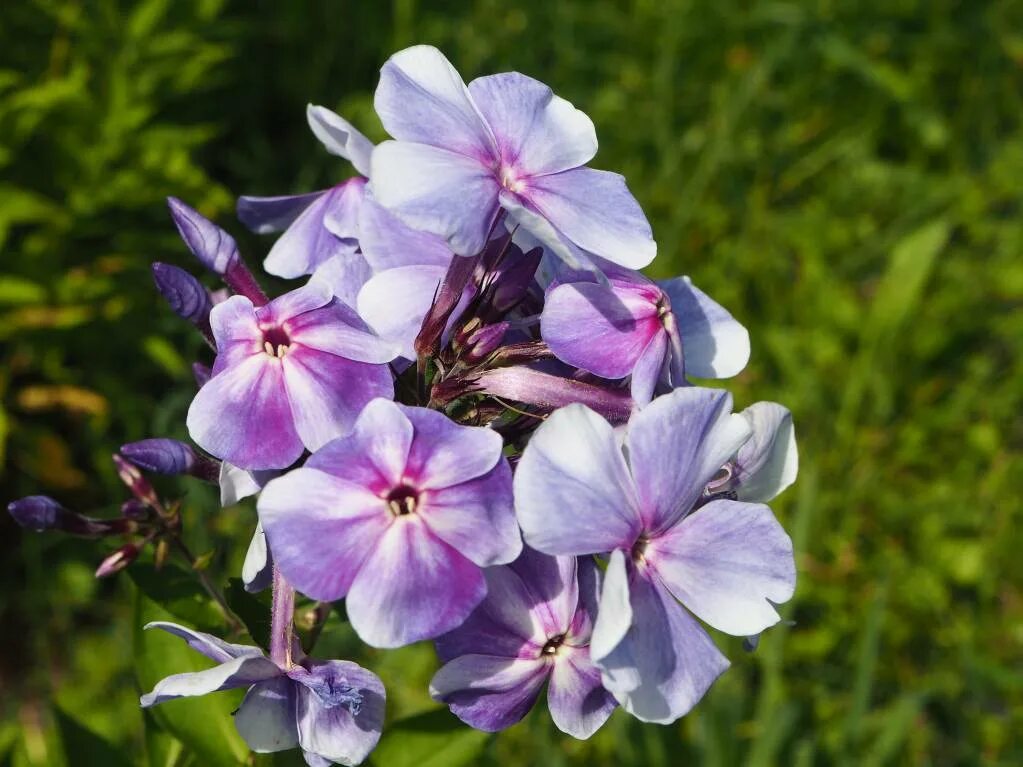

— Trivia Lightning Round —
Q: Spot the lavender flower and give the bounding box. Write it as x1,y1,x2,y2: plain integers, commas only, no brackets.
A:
186,281,397,470
370,46,656,267
431,547,616,739
140,622,384,766
514,388,797,723
258,398,522,648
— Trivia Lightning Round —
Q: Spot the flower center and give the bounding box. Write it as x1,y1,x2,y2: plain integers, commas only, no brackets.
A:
262,325,291,358
541,633,565,656
631,536,650,563
499,164,525,194
386,485,419,516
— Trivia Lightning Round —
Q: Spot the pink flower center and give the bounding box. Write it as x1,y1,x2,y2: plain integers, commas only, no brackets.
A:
499,164,525,194
386,485,420,516
261,325,291,358
541,633,566,656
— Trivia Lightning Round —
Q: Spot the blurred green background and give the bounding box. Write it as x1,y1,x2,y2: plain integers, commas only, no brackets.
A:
2,0,1021,765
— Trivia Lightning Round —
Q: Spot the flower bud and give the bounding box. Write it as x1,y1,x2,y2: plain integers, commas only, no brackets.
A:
120,499,150,521
463,322,509,364
151,263,213,329
7,496,130,538
95,543,141,578
121,438,197,475
166,197,239,275
112,454,160,508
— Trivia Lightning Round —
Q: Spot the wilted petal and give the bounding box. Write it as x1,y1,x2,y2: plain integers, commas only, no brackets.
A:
626,387,751,534
547,650,617,739
234,677,299,753
374,45,495,159
523,167,656,269
357,193,453,271
594,571,729,724
370,141,500,256
515,404,641,555
307,104,375,177
237,191,328,235
258,468,390,602
734,402,798,503
144,621,266,663
430,655,548,732
346,517,487,647
541,281,660,379
649,499,795,636
468,72,596,175
357,264,447,360
293,660,385,767
140,654,281,707
659,277,749,379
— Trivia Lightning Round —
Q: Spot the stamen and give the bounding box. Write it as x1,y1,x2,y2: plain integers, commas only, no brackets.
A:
541,634,565,656
386,485,419,516
631,536,649,563
261,324,292,358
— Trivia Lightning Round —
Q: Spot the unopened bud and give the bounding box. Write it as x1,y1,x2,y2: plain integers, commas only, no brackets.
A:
95,543,141,578
112,454,160,507
8,495,130,538
120,499,150,521
167,197,239,275
151,263,213,339
121,438,196,475
463,322,509,364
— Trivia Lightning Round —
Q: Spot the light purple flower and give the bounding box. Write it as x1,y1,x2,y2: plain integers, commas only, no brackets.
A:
431,547,616,739
139,622,384,766
258,398,522,648
370,45,655,267
541,268,749,404
186,280,397,471
513,388,796,723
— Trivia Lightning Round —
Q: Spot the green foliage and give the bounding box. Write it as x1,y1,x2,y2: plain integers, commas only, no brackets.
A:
1,0,1021,765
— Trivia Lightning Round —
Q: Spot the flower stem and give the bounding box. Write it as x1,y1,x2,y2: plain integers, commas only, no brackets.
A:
269,565,296,668
168,535,243,633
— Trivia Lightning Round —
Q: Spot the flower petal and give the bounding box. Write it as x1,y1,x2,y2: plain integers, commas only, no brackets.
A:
287,298,399,365
594,570,729,724
734,402,798,503
418,461,521,567
625,387,751,533
237,190,328,234
588,549,632,663
144,621,265,663
370,141,500,256
374,45,495,160
648,499,795,636
357,265,447,360
515,404,642,555
630,331,668,406
309,252,373,309
258,468,390,602
400,405,504,489
259,280,334,325
547,649,617,739
218,462,269,507
541,281,660,379
263,186,359,279
523,167,656,269
306,104,375,177
139,655,281,707
499,192,596,272
346,517,486,648
294,660,385,767
233,677,299,753
430,654,548,732
659,276,749,379
209,294,262,372
467,72,596,175
357,193,453,271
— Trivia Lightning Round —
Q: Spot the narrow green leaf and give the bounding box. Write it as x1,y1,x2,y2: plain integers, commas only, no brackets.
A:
370,708,489,767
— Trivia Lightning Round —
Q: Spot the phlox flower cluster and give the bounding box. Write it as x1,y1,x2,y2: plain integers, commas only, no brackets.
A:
7,46,799,766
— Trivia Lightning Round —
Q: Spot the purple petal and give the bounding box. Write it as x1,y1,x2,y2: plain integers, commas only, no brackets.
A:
306,104,375,178
418,461,521,567
547,649,617,739
648,499,795,636
258,281,334,325
242,522,273,593
400,405,504,488
541,281,661,380
293,660,385,767
374,45,495,160
263,184,360,279
588,549,633,663
321,177,367,242
144,622,265,664
233,677,299,753
139,655,281,707
357,264,448,360
515,404,642,555
430,655,548,732
167,197,239,275
630,332,669,406
151,263,212,327
358,193,454,271
219,462,272,507
625,387,751,534
281,347,394,451
370,141,500,256
659,276,749,379
287,298,399,365
594,569,729,724
499,192,596,272
467,72,596,176
237,191,328,235
258,468,390,602
507,549,581,640
304,398,414,491
186,355,304,470
734,402,798,503
208,294,262,372
346,517,487,647
521,167,656,269
309,251,373,309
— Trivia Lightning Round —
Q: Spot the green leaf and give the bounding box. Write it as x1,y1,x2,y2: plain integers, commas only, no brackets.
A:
0,276,45,305
133,589,250,766
143,710,190,767
53,707,132,767
225,578,272,649
128,563,226,634
370,708,489,767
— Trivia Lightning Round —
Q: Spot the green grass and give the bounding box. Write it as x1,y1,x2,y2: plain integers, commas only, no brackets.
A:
1,0,1021,764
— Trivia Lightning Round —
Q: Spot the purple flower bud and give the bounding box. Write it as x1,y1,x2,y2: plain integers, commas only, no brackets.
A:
166,197,239,275
120,499,150,521
113,454,160,508
8,496,131,537
121,438,197,475
482,245,543,319
95,543,141,578
192,363,212,388
151,263,213,331
463,322,508,364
